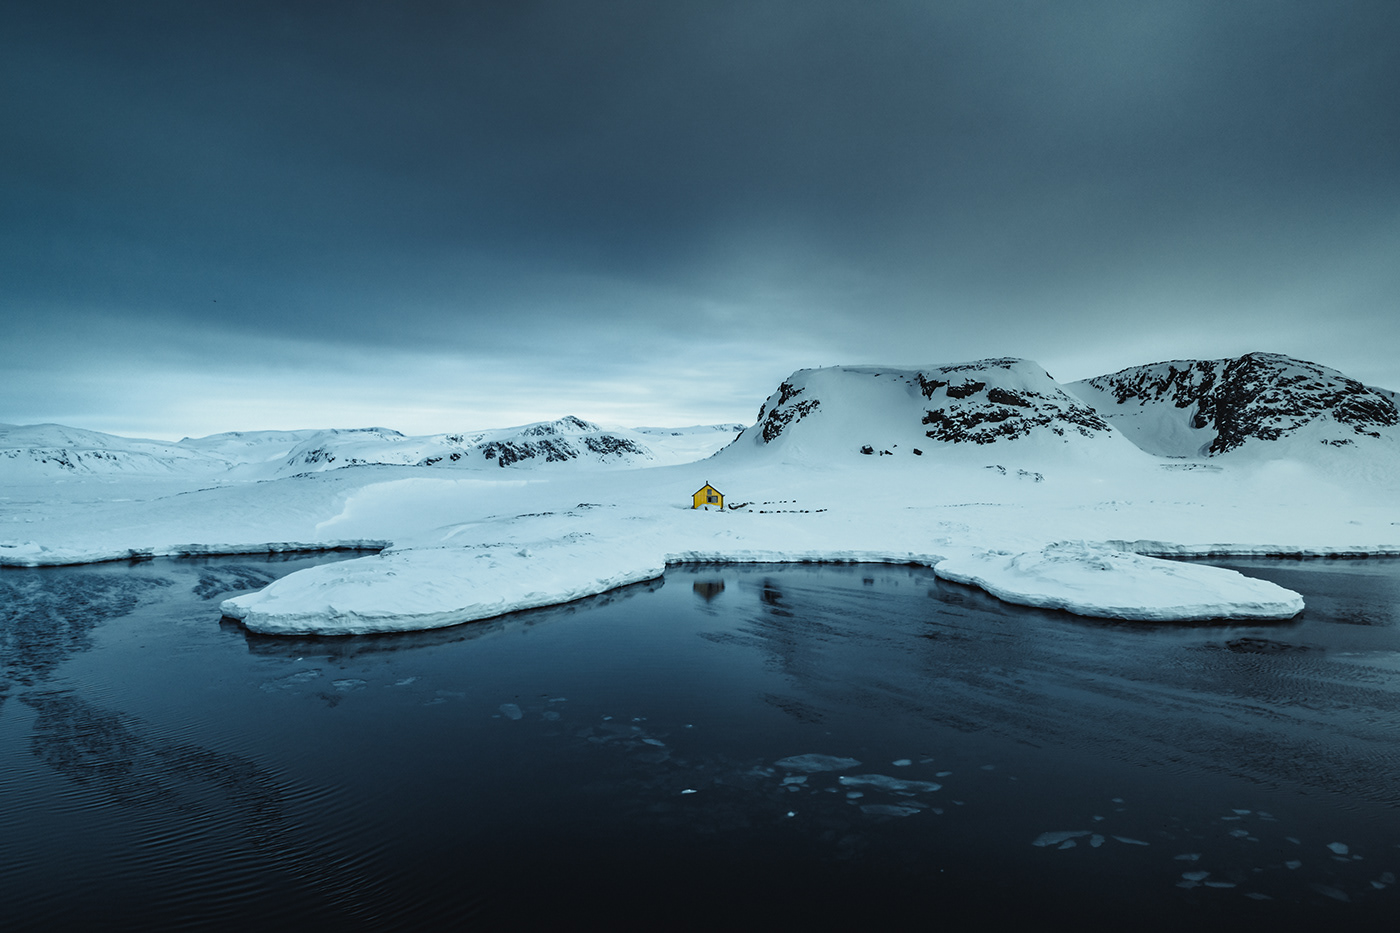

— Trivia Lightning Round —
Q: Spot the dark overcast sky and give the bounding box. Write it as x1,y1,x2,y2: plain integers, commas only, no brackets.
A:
3,0,1398,438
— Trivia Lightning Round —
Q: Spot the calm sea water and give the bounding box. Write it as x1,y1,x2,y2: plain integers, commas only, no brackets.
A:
1,554,1398,930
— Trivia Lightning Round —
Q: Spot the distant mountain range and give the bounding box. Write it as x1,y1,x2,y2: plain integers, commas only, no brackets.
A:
0,417,745,479
4,353,1394,480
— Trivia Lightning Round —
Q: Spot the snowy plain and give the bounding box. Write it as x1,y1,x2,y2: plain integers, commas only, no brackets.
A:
3,356,1398,634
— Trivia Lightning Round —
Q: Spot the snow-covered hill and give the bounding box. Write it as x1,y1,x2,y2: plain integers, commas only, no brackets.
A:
720,359,1144,464
1070,353,1400,460
0,422,232,477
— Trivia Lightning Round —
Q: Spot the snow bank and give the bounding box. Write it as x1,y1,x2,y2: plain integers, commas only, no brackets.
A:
0,539,390,567
220,539,666,635
934,541,1304,621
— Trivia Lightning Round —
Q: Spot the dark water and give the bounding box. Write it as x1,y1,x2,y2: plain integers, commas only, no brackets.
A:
1,555,1398,931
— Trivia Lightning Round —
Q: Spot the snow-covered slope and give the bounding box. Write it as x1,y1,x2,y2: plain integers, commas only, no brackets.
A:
720,360,1145,465
0,423,231,477
1070,353,1400,460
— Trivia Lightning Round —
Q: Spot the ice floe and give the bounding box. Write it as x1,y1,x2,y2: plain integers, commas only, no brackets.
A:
934,541,1304,621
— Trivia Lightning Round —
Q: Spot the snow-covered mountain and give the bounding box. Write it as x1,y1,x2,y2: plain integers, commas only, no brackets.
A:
274,417,659,475
720,359,1143,464
1070,353,1400,459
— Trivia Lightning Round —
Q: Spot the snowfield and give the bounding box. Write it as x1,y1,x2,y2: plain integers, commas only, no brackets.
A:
5,354,1398,633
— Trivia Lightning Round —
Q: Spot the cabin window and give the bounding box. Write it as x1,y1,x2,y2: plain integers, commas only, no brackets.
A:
707,493,718,503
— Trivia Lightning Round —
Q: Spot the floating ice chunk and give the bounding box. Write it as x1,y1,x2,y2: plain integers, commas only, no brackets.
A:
1092,815,1104,822
1286,837,1300,845
642,738,665,747
781,776,808,786
499,703,523,720
1113,836,1149,846
933,542,1304,621
839,774,942,793
332,678,366,691
980,764,996,771
786,811,796,818
1309,883,1349,903
1230,829,1250,838
1232,809,1251,815
1112,797,1124,804
931,807,943,815
846,792,864,799
1381,872,1397,884
892,759,912,767
1033,831,1090,847
393,677,417,686
1176,881,1200,890
1245,892,1273,901
1090,835,1105,848
1204,882,1236,889
776,754,862,773
680,789,698,795
1175,854,1201,862
542,710,561,721
1372,881,1387,890
936,771,952,778
1182,871,1210,882
547,696,567,703
1327,842,1350,855
1059,840,1077,850
861,804,922,818
1285,860,1302,870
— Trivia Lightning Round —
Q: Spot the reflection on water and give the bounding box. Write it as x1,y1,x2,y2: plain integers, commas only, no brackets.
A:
0,555,1397,929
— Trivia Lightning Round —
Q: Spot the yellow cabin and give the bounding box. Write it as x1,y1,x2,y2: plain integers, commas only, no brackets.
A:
692,483,724,509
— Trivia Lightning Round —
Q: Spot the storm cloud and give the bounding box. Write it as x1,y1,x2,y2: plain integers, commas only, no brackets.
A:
4,1,1398,436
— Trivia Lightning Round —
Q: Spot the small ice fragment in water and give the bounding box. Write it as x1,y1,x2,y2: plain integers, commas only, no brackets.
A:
1182,871,1210,882
393,677,417,687
861,804,921,818
1113,836,1149,846
547,696,567,703
786,811,796,818
931,807,943,815
1090,835,1105,848
542,711,561,721
1286,837,1300,845
892,759,912,767
1372,881,1387,890
1381,872,1397,884
499,703,523,720
936,771,952,778
680,789,698,795
1175,854,1201,862
1233,809,1252,815
1285,860,1302,870
1204,882,1236,889
1111,798,1124,804
602,715,612,721
1176,881,1200,890
1033,831,1090,848
980,764,996,771
920,757,935,764
846,792,864,800
838,774,941,793
781,776,808,785
776,754,862,773
1058,840,1077,850
1327,842,1350,856
1309,883,1349,903
332,679,366,691
1092,815,1104,822
1245,892,1273,901
642,738,665,747
1230,829,1250,838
